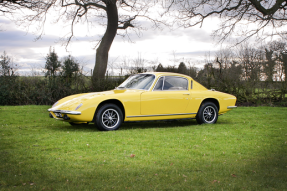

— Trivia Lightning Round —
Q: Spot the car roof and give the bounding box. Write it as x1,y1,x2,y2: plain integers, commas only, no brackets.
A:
140,72,192,79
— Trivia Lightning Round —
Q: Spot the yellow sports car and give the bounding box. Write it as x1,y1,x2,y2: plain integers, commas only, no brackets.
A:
48,72,237,131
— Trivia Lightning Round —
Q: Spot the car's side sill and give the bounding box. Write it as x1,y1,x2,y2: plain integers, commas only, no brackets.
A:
124,118,196,123
126,113,197,118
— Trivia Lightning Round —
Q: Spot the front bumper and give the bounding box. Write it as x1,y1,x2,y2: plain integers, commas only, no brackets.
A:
48,108,81,120
48,108,81,115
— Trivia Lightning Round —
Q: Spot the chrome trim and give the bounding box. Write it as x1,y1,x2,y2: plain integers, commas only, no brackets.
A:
152,76,164,91
127,113,197,118
52,101,59,108
146,74,156,91
48,108,81,115
75,103,83,110
162,76,165,91
124,118,196,123
227,106,237,109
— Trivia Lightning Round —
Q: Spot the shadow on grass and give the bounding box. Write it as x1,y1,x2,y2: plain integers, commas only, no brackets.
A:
48,118,202,132
48,123,97,132
50,115,237,132
48,117,236,132
247,139,287,189
120,119,199,130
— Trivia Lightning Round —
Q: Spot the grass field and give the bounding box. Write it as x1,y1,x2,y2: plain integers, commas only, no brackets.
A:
0,106,286,190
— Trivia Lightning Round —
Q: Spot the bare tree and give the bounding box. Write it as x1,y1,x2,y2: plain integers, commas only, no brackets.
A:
0,1,44,12
267,41,287,83
163,0,287,44
1,0,164,87
263,48,276,82
238,44,263,82
0,0,51,21
62,0,162,86
0,51,16,76
269,41,287,99
214,49,242,95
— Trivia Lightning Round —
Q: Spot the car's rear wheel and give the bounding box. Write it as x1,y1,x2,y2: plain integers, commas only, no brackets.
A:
95,103,123,131
196,101,218,124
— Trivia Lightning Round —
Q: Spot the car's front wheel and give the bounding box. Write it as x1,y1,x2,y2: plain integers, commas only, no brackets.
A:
196,101,218,124
95,104,123,131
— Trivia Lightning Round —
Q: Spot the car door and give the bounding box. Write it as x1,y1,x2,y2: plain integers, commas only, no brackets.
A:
140,76,190,115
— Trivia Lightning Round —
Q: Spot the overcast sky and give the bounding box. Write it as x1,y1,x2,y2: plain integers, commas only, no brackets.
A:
0,13,225,76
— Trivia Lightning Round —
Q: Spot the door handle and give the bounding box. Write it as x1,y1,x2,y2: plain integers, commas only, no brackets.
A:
183,93,190,95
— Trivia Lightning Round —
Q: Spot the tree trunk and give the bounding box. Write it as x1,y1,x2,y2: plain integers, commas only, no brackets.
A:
280,53,287,100
92,0,118,88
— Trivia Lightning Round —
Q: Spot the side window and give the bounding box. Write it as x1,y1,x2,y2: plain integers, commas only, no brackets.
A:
163,76,188,90
191,80,193,89
153,77,164,91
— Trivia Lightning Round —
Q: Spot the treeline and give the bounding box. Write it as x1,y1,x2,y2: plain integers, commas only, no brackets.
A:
154,41,287,106
1,41,287,106
0,49,124,105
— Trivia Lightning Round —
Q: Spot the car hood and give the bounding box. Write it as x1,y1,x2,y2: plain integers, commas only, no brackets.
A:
53,89,144,111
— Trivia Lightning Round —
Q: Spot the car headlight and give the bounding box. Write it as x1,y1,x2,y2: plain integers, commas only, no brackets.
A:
75,103,83,110
52,101,59,108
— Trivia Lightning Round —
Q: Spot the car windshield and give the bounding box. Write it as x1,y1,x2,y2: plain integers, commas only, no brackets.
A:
118,74,155,90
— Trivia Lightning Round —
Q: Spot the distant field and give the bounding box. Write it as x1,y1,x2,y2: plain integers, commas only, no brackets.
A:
0,106,286,190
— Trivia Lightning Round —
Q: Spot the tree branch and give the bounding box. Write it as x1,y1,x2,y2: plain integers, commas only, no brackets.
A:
249,0,286,16
118,16,135,29
61,0,107,11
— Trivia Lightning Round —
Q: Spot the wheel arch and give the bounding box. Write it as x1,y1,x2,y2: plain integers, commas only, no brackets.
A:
199,98,220,112
93,99,125,122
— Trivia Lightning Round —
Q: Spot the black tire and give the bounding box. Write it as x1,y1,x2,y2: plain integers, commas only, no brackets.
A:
95,103,123,131
196,101,218,124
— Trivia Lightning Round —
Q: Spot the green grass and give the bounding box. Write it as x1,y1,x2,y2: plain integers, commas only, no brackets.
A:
0,106,286,190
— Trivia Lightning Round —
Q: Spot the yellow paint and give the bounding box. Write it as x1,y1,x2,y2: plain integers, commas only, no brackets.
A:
141,91,190,115
49,72,237,123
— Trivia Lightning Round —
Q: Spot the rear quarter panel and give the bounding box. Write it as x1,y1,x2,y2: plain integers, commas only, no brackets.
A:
186,89,236,115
